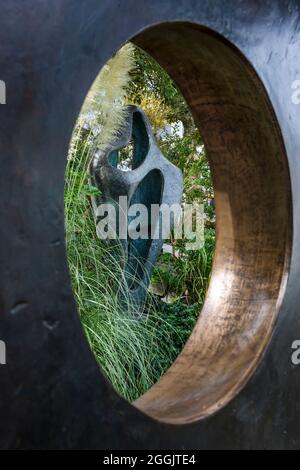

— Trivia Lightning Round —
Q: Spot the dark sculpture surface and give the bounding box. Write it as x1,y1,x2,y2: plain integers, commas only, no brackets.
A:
0,0,299,451
90,105,183,312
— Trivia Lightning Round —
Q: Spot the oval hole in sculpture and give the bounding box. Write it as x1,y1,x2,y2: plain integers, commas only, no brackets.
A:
108,108,150,171
131,22,291,424
66,21,291,425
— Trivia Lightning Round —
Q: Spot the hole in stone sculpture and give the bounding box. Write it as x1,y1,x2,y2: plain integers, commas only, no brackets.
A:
66,22,291,425
108,110,150,172
117,142,134,171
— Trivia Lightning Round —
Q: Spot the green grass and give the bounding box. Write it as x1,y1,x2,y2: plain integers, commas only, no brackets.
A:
65,129,214,401
152,230,215,306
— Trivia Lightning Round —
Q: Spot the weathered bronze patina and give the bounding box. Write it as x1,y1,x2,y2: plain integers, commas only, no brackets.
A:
90,105,183,312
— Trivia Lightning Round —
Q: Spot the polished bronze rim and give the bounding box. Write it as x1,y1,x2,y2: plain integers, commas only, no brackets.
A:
129,22,292,424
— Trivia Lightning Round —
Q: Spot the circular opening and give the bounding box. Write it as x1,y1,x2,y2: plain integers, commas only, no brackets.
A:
66,21,292,425
65,41,213,404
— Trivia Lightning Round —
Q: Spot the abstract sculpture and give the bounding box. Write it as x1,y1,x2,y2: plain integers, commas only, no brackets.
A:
0,0,299,450
90,105,183,312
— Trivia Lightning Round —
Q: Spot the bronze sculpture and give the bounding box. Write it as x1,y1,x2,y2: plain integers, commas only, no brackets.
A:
0,0,299,450
90,105,183,313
